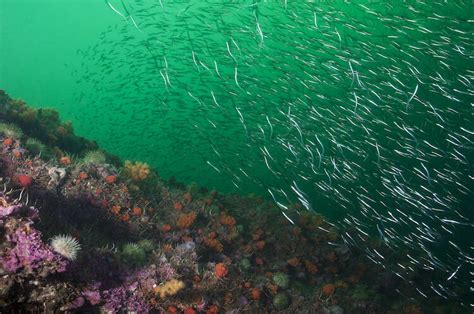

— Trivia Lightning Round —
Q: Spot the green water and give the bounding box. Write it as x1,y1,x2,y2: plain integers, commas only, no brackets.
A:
1,0,473,304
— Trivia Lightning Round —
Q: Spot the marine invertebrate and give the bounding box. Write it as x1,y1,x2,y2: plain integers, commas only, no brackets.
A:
203,237,223,252
25,138,47,156
110,205,121,215
250,288,261,300
123,160,150,181
184,307,196,314
82,150,106,165
177,212,197,229
173,201,183,211
59,156,71,166
267,283,279,295
219,212,236,226
12,149,22,158
121,243,147,268
304,260,318,274
162,224,172,232
50,234,81,260
321,283,336,297
243,244,253,254
287,257,300,267
121,213,130,222
272,272,290,288
273,292,291,310
3,137,13,146
240,258,251,270
131,206,142,216
0,122,23,139
105,175,117,184
215,262,228,278
153,279,185,298
254,240,266,250
14,174,33,188
137,239,154,253
206,305,219,314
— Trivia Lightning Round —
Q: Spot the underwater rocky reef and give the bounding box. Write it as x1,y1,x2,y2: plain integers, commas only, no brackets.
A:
0,90,467,313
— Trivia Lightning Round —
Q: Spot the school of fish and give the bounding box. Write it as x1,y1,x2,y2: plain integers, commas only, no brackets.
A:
70,0,473,306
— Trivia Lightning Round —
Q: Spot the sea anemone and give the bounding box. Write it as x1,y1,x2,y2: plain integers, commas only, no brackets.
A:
215,262,228,278
177,212,197,229
3,138,13,146
121,242,147,268
272,292,291,310
137,239,155,254
272,272,290,288
59,155,72,166
105,175,117,184
321,283,336,297
240,258,251,271
25,138,46,154
50,234,81,260
0,123,23,139
14,174,33,188
250,288,261,300
82,150,106,165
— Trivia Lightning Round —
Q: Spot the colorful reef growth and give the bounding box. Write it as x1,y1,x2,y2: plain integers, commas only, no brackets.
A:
0,92,469,312
124,160,151,182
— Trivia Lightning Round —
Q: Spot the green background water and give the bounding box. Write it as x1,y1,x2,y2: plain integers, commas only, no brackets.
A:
1,0,472,208
1,1,473,298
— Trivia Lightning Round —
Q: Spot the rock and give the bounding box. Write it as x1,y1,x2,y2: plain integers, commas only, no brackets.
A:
47,167,66,189
329,305,344,314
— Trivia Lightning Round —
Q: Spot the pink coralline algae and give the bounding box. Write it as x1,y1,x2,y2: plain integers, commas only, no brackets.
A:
0,193,67,274
103,286,149,313
1,225,67,273
0,203,20,218
82,286,101,305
